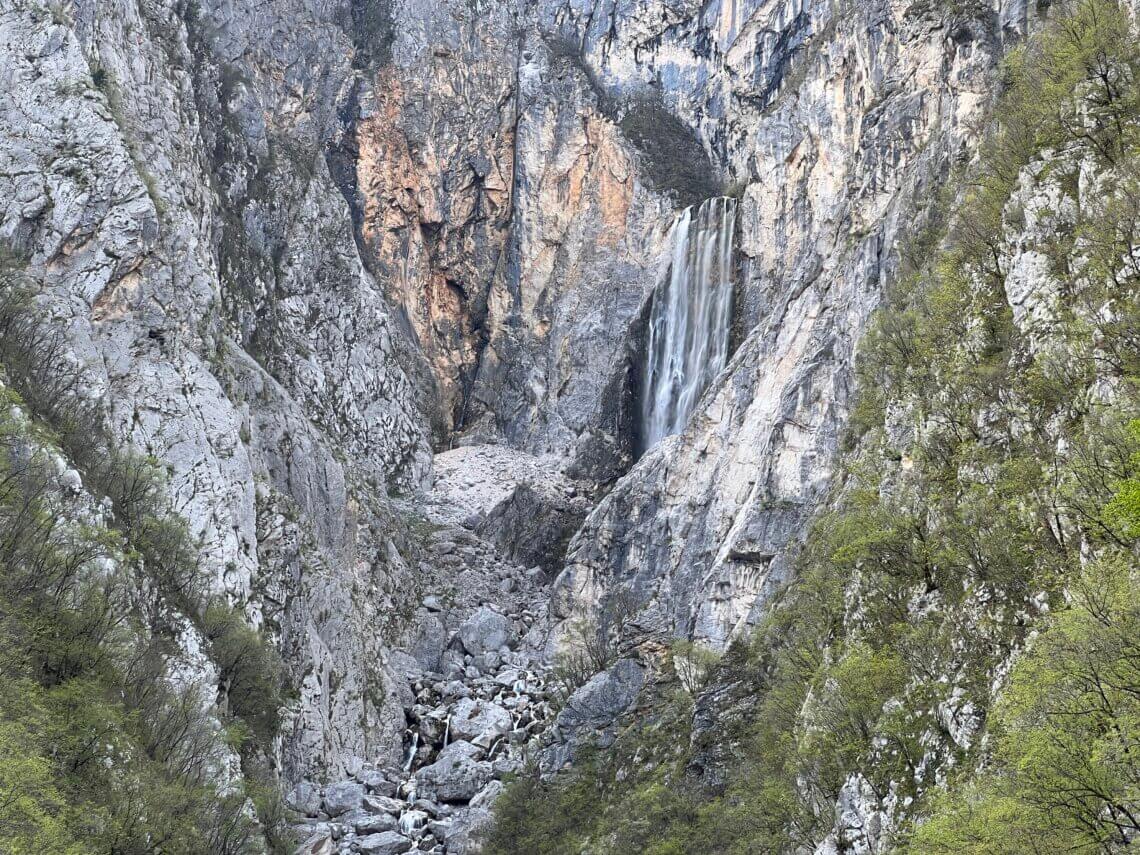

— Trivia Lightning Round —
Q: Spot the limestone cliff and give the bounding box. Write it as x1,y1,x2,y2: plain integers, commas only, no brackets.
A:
3,0,1130,849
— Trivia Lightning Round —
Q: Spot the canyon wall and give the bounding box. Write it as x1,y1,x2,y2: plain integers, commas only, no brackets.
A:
0,0,1057,848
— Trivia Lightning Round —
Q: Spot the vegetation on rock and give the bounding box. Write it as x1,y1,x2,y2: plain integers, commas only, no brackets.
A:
0,255,289,853
488,0,1140,850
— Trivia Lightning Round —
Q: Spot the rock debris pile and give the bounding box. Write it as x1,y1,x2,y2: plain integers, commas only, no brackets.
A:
290,446,581,854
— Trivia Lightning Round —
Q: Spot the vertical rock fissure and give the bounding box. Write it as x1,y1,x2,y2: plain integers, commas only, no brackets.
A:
640,195,737,451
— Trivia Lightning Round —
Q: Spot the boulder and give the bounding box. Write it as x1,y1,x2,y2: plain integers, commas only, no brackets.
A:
525,566,547,585
477,650,501,672
388,650,424,681
544,658,646,770
355,813,400,834
409,614,448,673
355,831,413,854
476,482,589,573
435,739,485,764
286,780,321,817
322,780,364,817
469,780,504,810
414,740,493,803
455,607,516,656
449,697,512,747
363,794,407,815
418,711,449,745
557,658,644,732
357,770,398,797
443,805,495,853
412,797,443,817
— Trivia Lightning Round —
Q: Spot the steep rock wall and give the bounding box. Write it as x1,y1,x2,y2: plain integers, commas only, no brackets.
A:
1,0,430,784
551,0,1015,646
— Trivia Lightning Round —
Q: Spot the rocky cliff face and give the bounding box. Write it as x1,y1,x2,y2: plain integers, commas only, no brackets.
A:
550,0,1008,646
0,0,1074,847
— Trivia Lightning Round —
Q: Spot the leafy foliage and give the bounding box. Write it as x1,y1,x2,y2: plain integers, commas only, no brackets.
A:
0,256,288,852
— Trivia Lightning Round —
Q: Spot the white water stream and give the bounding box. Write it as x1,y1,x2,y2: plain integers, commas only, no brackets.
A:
641,196,737,449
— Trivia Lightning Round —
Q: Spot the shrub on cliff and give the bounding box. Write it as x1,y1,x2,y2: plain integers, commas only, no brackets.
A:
0,254,289,852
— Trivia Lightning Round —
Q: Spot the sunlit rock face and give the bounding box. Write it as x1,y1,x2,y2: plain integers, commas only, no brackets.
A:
334,4,678,482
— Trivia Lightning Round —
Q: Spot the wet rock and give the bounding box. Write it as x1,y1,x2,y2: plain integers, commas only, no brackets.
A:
397,808,429,836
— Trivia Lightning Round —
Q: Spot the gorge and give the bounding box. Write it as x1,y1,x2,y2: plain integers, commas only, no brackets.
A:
2,0,1140,851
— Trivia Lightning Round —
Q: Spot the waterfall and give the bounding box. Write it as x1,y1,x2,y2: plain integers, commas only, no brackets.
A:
401,730,419,773
641,196,737,449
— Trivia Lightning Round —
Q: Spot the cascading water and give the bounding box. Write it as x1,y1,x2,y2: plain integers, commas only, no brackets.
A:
401,730,419,773
640,196,737,450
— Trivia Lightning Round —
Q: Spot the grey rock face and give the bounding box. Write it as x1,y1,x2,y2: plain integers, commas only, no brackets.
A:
0,0,1045,846
549,0,1007,655
0,0,431,787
